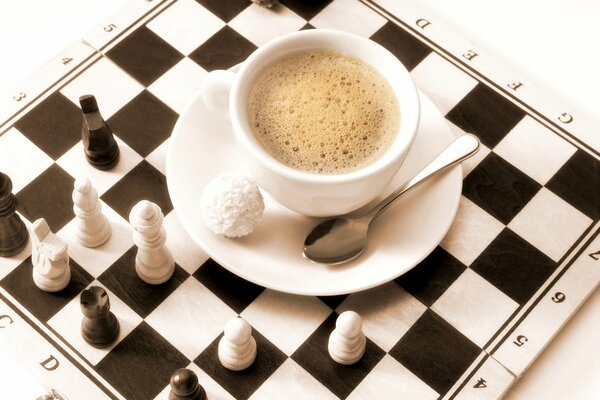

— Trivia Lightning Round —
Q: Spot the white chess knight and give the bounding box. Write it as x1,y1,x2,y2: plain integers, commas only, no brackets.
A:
31,218,71,292
72,177,111,247
129,200,174,284
218,318,257,371
328,311,366,365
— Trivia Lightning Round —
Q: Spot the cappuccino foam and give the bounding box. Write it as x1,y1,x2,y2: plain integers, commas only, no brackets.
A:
247,49,400,174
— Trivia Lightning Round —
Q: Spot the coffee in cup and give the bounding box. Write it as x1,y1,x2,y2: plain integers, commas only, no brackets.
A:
247,49,400,174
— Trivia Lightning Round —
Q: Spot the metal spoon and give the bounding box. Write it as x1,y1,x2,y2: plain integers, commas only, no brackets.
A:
303,134,480,264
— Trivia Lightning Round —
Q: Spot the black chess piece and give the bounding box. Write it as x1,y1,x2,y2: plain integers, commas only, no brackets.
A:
0,172,29,257
79,94,120,170
169,368,206,400
81,286,120,348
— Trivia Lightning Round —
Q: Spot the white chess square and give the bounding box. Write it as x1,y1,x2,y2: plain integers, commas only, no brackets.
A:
60,57,143,119
250,359,338,400
440,196,504,267
146,0,225,55
494,116,577,185
56,136,143,196
347,355,438,400
153,362,235,400
411,53,478,116
0,213,32,280
48,280,142,366
145,139,169,176
163,211,209,274
229,3,306,47
446,121,492,178
240,289,332,356
310,0,387,38
508,188,592,262
148,58,207,115
337,283,427,352
145,278,237,360
58,201,134,278
0,128,53,193
432,269,519,347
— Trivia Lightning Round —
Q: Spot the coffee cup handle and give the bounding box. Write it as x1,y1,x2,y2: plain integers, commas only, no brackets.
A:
200,70,236,121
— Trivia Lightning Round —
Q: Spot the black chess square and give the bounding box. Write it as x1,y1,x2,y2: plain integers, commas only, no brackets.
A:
0,257,92,322
189,26,257,71
194,327,287,399
291,313,385,399
108,90,178,157
546,150,600,220
282,0,333,20
100,160,172,220
13,92,82,160
195,0,249,22
395,247,465,306
471,228,556,305
95,321,189,400
98,247,188,318
107,26,184,86
370,22,431,71
300,23,316,30
446,84,526,148
462,152,541,224
16,163,75,231
318,294,348,310
389,310,480,396
193,259,264,313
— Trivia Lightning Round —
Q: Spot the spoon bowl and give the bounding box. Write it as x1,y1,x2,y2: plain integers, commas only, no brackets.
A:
303,217,370,264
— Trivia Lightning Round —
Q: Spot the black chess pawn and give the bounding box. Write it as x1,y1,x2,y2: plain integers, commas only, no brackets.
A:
79,94,120,170
169,368,206,400
0,172,29,257
81,286,120,348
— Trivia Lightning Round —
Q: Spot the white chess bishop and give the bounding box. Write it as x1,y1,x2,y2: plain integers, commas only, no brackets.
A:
129,200,174,284
72,177,111,247
218,318,257,371
328,311,366,365
31,218,71,292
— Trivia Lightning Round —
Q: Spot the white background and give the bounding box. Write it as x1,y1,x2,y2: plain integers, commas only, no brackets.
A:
0,1,598,399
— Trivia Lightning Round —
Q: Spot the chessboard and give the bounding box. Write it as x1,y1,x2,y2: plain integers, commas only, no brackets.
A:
0,1,598,399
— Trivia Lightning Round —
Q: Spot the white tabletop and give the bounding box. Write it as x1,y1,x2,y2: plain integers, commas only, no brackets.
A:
0,1,598,399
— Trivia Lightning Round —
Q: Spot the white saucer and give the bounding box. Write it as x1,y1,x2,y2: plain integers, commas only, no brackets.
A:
166,89,461,296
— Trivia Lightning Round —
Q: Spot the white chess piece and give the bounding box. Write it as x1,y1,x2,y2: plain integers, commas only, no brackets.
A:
129,200,174,284
328,311,366,365
72,177,111,247
218,318,257,371
31,218,71,292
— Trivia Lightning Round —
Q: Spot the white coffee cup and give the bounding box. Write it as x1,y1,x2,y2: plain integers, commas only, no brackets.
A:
200,29,419,217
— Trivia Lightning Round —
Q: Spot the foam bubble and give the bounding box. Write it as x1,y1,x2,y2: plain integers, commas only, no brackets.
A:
248,49,400,174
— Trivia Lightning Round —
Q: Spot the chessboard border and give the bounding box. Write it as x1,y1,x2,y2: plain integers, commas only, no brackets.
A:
0,1,598,399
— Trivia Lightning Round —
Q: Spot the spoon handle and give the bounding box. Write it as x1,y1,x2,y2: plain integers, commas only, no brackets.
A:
366,134,480,221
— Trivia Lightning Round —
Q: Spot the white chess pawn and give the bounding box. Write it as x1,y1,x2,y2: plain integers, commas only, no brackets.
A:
328,311,366,365
129,200,174,284
218,318,257,371
31,218,71,292
72,177,111,247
